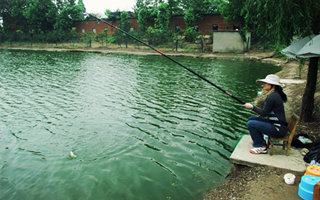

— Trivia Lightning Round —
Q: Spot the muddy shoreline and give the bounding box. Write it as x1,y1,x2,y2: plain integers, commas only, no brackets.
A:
1,45,277,59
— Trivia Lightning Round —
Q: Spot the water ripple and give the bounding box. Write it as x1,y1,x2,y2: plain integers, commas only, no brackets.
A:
0,49,280,200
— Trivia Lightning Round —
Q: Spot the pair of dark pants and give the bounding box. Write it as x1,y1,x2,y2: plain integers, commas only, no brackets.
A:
246,116,279,148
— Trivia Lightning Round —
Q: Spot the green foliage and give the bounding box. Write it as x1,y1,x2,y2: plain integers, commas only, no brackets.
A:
155,3,170,30
113,32,125,46
221,0,320,48
105,9,121,21
46,30,61,43
120,12,130,32
54,2,83,32
208,0,226,14
69,27,79,41
137,7,154,33
4,0,319,49
184,27,198,42
1,0,84,43
167,0,184,16
184,8,199,42
134,0,218,43
96,30,108,46
81,32,93,47
107,35,116,44
181,0,208,15
112,11,131,45
146,26,172,45
134,0,155,12
23,0,57,34
77,0,86,13
135,1,172,45
184,8,195,28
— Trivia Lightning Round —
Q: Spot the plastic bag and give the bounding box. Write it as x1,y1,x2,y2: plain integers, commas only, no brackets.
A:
292,133,313,148
304,140,320,163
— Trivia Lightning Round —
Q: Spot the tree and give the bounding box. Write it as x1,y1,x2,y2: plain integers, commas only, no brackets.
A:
167,0,183,16
0,0,28,32
81,32,93,47
105,9,121,22
120,11,130,32
134,0,154,11
136,1,172,45
112,11,131,46
54,1,84,40
181,0,213,17
77,0,86,13
220,0,312,49
96,29,108,46
301,57,319,121
298,0,320,122
23,0,57,34
155,2,170,31
137,7,154,33
1,0,85,42
184,8,198,42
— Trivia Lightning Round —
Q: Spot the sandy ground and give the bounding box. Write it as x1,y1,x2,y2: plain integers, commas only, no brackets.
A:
204,165,304,200
2,45,319,200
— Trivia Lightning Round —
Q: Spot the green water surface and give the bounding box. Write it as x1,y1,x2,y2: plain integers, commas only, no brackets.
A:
0,49,280,200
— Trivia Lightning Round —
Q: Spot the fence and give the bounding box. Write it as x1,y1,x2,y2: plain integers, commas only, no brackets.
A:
0,39,213,53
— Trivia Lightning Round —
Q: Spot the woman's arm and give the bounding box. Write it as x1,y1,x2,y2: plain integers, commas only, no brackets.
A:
252,94,275,116
244,93,276,116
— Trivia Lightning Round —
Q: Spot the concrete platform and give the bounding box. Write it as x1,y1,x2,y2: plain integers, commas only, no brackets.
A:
230,135,306,172
280,79,306,84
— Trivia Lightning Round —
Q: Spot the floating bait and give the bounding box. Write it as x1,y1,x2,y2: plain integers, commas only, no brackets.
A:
69,151,77,159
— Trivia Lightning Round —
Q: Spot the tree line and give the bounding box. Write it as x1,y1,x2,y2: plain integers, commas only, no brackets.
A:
0,0,233,44
85,0,224,46
0,0,319,48
0,0,86,42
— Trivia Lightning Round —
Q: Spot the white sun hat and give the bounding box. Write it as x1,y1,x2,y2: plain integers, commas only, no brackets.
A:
256,74,282,86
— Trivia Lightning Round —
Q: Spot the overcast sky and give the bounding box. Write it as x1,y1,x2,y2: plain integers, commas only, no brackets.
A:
83,0,136,15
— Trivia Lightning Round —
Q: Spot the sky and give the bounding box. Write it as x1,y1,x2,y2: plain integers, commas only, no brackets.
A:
83,0,137,15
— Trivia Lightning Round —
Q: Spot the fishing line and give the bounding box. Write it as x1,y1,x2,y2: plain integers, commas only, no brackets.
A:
87,13,245,105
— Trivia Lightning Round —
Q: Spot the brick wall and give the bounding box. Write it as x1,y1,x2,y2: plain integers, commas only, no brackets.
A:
73,14,235,35
196,15,234,34
169,16,186,32
73,18,139,35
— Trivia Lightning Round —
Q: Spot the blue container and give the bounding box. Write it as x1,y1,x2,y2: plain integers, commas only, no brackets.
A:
298,175,320,200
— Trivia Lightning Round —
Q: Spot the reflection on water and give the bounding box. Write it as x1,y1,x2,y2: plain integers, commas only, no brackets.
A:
0,49,280,200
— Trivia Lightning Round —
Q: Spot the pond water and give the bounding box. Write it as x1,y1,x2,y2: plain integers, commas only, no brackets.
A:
0,49,280,200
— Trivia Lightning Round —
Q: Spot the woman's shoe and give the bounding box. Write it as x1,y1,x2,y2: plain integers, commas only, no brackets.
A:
249,146,268,154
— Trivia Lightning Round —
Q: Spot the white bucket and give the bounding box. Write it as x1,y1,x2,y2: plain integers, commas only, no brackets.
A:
283,173,296,185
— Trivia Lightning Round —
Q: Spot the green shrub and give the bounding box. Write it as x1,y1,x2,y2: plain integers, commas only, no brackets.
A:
184,27,198,42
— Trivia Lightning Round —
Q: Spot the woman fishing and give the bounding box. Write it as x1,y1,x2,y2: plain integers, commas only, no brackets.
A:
244,74,288,154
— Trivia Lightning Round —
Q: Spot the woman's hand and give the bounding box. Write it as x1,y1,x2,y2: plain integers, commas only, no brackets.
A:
244,103,253,109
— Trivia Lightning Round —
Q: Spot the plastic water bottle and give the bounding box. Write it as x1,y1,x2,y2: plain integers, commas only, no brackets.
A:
264,134,279,144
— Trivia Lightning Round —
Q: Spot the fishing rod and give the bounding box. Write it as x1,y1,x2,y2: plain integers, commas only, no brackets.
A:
87,13,245,105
